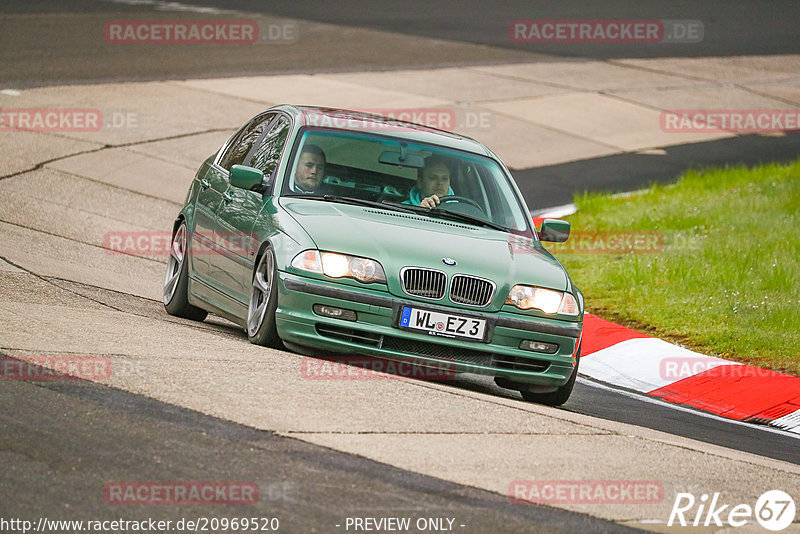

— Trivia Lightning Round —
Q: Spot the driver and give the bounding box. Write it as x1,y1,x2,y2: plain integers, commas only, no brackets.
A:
292,144,327,194
404,155,455,208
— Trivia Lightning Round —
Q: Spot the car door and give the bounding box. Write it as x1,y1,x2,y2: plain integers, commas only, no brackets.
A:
196,111,275,311
192,157,233,283
214,113,292,305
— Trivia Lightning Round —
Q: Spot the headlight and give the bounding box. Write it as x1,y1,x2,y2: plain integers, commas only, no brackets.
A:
506,285,580,316
291,250,386,283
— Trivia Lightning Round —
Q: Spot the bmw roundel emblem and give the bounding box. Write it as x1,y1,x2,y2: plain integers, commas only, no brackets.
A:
442,258,457,266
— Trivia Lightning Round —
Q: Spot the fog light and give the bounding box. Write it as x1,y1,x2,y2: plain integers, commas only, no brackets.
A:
519,340,558,354
313,304,357,321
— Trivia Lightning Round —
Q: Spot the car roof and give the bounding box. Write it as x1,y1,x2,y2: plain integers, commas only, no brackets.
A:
272,104,495,157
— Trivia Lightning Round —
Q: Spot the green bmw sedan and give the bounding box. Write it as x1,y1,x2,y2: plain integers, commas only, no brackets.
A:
164,105,583,405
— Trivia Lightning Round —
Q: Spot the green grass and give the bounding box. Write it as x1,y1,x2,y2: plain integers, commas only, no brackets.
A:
549,159,800,374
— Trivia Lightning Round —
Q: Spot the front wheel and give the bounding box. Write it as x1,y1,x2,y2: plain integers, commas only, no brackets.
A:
247,247,282,348
163,222,208,321
520,343,580,406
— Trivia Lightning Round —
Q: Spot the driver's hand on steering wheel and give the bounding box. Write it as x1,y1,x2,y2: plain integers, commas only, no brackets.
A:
420,194,440,208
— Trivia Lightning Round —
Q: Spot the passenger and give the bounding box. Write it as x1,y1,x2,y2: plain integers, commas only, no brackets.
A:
405,155,455,208
292,144,327,194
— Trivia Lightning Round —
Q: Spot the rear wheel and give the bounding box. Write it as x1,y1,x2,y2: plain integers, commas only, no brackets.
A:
520,343,580,406
247,247,282,348
163,222,208,321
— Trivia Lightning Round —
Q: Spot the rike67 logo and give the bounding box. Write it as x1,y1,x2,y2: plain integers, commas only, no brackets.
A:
669,490,796,531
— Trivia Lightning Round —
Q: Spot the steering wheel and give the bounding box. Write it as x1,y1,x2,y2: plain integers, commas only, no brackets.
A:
437,195,483,211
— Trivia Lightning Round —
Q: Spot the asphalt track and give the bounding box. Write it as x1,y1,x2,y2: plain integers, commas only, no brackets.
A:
178,0,800,59
5,0,800,81
2,1,800,532
518,132,800,210
2,363,640,533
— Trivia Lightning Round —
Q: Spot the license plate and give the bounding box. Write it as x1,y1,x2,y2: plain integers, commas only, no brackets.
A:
399,306,486,341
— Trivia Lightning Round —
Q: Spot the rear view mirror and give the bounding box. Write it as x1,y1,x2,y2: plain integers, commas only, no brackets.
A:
230,165,265,192
379,150,425,169
539,219,570,243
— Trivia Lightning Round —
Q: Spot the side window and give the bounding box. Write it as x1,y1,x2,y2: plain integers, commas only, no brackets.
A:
247,115,291,176
218,112,275,171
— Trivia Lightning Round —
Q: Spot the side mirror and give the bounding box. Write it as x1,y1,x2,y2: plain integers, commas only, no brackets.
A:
230,165,265,192
539,219,570,243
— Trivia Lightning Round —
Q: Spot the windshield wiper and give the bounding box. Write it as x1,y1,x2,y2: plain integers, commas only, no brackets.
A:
286,194,416,214
290,195,507,231
383,201,508,231
381,200,446,216
430,209,509,232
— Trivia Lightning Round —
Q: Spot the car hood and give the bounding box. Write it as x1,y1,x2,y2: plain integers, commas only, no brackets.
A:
280,198,568,306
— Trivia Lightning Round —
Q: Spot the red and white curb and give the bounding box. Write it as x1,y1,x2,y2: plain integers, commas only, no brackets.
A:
578,313,800,434
532,211,800,434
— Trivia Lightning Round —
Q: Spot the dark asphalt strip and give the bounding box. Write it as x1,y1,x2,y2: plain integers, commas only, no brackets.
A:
0,355,644,533
434,373,800,466
568,378,800,465
158,0,800,59
515,132,800,210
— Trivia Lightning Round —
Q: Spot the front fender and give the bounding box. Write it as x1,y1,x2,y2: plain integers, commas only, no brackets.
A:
172,203,196,235
251,196,315,273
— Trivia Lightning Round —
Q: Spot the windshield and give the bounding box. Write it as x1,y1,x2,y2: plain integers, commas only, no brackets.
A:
280,128,532,233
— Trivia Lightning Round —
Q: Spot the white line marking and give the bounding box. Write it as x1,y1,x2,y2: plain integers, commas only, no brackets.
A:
580,337,738,393
770,409,800,434
531,203,577,219
99,0,235,15
611,188,651,198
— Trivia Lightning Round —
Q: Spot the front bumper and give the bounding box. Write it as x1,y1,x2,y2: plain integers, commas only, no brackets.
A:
275,272,581,387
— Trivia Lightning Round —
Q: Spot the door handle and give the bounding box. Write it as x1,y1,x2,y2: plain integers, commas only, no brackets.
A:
200,178,211,189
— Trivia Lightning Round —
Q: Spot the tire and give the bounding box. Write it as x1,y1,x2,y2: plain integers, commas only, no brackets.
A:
247,246,282,348
520,343,580,406
163,222,208,321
